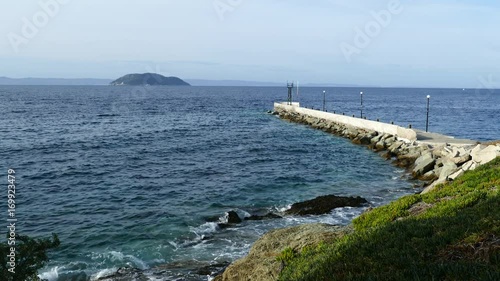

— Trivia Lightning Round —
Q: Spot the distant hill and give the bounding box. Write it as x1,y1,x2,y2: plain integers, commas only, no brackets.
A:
0,76,372,87
110,73,190,86
0,77,111,85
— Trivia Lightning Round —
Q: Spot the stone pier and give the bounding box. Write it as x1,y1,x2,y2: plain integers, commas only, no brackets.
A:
274,102,500,193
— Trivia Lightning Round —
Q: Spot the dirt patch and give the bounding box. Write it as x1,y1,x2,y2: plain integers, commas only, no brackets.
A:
438,233,500,263
408,201,434,216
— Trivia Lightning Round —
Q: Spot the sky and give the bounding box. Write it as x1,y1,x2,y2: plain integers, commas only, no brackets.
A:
0,0,499,88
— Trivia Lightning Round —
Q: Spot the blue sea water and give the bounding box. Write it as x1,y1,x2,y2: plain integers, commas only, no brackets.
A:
0,86,498,280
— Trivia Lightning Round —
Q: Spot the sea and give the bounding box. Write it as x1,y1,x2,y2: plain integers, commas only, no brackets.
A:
1,86,498,280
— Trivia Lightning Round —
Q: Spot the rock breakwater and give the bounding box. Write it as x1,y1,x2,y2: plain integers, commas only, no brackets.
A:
274,106,500,194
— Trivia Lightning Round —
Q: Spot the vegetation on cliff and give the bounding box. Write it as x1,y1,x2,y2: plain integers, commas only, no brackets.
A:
110,73,190,86
278,157,500,281
0,234,60,281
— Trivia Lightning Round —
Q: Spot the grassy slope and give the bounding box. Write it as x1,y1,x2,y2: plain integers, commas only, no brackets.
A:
279,157,500,281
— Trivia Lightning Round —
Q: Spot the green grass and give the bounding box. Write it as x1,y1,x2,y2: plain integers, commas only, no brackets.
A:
276,247,297,264
279,157,500,281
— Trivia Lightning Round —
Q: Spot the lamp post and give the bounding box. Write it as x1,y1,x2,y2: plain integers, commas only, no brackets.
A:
426,95,431,132
360,91,363,118
286,82,294,105
323,90,326,111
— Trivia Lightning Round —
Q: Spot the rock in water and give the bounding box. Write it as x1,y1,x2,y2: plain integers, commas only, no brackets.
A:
245,213,282,221
196,261,231,276
226,211,242,224
285,195,368,216
96,267,148,281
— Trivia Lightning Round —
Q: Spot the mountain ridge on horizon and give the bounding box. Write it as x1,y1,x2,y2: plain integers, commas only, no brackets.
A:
0,76,375,87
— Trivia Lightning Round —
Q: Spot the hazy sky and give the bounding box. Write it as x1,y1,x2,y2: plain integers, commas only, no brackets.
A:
1,0,499,87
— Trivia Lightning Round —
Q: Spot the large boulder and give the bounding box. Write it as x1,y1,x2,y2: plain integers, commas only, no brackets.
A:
370,134,383,144
375,140,386,151
388,141,404,154
217,211,243,228
285,195,368,216
448,169,465,181
461,160,478,172
439,160,458,181
385,137,397,146
219,224,351,281
450,153,472,165
394,153,420,168
420,170,438,181
346,127,359,139
353,134,372,145
470,144,487,162
412,153,436,178
472,145,500,165
226,211,242,224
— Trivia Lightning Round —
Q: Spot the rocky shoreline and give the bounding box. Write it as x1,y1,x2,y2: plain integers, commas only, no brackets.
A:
95,193,368,281
212,108,499,280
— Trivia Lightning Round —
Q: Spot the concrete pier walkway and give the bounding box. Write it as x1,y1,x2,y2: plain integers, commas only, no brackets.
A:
274,102,477,146
274,101,499,194
414,130,477,146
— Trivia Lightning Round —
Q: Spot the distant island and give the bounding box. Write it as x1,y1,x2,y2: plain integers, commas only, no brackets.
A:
0,76,374,87
110,73,190,86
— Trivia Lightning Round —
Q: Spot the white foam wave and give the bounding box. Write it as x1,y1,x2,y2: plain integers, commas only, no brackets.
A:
90,267,118,281
127,254,149,270
109,250,125,261
38,266,61,281
191,222,219,235
169,240,180,250
170,222,221,250
277,204,292,212
107,251,149,270
241,210,251,218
